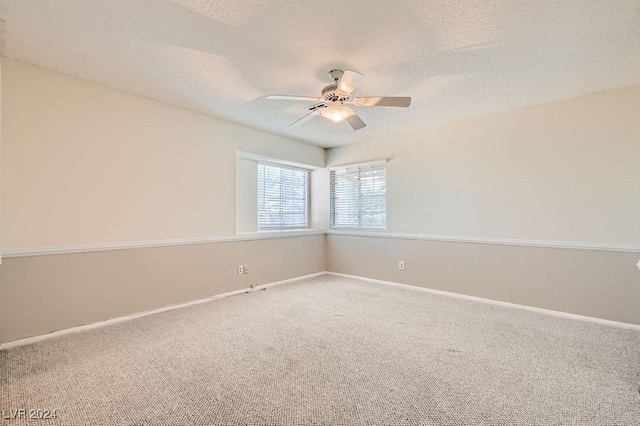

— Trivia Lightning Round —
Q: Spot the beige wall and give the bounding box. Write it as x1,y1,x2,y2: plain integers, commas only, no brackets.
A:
1,58,325,250
0,235,325,343
0,60,2,258
327,85,640,246
327,235,640,325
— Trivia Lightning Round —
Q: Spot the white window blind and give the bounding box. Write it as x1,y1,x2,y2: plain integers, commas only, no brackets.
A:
330,161,386,229
258,162,309,230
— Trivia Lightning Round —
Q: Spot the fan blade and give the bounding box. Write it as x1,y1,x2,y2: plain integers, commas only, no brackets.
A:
352,97,411,107
336,70,365,96
289,110,320,128
308,102,328,111
267,95,320,101
345,113,366,130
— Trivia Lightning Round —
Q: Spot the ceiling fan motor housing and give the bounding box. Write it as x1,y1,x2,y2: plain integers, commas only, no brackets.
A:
322,83,349,102
329,69,344,82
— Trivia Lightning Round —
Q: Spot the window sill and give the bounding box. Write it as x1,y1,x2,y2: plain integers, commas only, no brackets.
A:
236,229,327,240
329,228,387,232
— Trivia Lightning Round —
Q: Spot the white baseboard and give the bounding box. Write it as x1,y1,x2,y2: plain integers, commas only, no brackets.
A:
326,272,640,331
3,270,637,351
253,272,326,291
0,272,325,351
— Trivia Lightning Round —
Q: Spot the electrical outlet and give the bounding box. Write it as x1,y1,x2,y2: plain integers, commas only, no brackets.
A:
243,265,249,274
399,261,405,271
237,265,244,275
636,260,640,270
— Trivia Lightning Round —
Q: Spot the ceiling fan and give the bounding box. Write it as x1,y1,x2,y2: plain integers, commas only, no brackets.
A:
267,69,411,130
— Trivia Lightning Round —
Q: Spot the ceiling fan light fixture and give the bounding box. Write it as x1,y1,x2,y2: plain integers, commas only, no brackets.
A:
321,106,353,123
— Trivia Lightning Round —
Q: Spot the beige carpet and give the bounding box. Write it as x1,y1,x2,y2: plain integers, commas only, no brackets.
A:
1,274,639,425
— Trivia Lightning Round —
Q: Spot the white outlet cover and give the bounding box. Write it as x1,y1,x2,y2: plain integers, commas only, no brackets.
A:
636,260,640,270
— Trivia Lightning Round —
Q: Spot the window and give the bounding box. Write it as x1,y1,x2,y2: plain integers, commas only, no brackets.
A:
257,162,309,230
330,161,386,229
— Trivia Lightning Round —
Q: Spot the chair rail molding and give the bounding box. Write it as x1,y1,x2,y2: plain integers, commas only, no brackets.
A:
326,230,640,253
1,229,326,259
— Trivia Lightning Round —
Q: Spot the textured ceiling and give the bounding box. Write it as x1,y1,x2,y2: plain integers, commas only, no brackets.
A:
1,1,640,148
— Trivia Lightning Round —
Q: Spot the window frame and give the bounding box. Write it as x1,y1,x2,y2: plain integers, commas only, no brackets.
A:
330,160,387,230
257,161,310,231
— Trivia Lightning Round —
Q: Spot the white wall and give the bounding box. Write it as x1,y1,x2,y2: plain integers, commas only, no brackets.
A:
325,84,640,325
327,85,640,246
0,58,328,343
236,157,258,233
1,58,325,250
310,168,330,230
3,56,639,338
